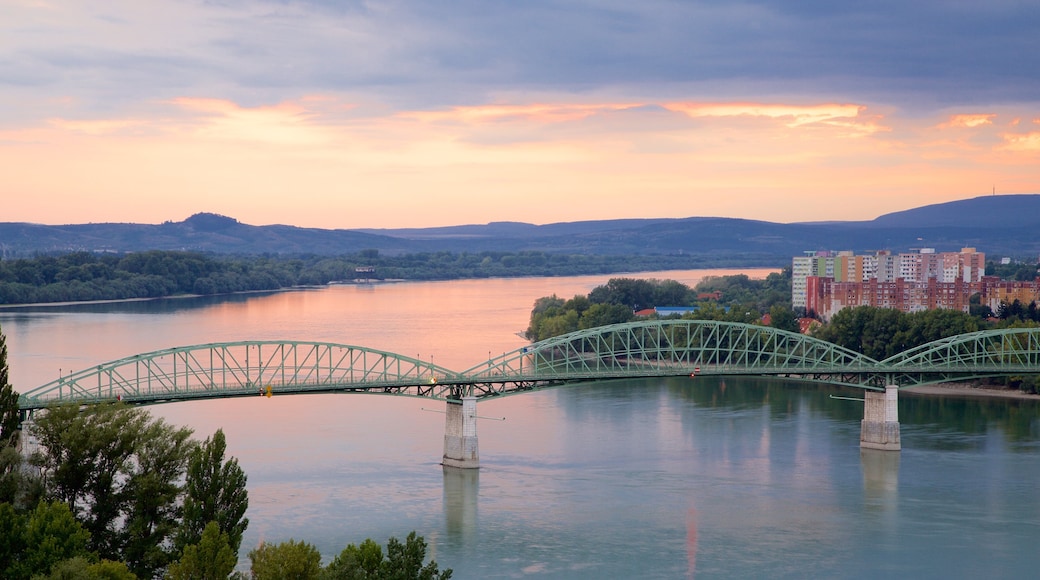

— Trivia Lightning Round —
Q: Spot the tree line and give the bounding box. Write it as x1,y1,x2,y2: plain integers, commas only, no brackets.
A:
0,250,757,306
525,270,797,341
0,324,451,579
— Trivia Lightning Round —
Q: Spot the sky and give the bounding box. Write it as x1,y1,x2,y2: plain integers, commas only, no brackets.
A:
2,0,1039,229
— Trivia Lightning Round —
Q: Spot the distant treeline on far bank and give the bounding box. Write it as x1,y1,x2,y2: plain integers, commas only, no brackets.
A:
0,249,764,306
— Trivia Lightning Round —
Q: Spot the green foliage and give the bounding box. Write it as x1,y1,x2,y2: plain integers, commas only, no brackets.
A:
0,502,26,576
694,268,792,312
249,539,323,580
812,306,981,360
0,444,42,510
0,324,19,448
0,250,756,306
322,538,384,579
10,501,92,580
383,532,452,580
168,521,236,580
768,305,800,333
995,299,1040,323
177,429,249,555
34,557,136,580
984,259,1040,282
1,323,36,508
526,272,791,341
322,532,451,580
29,404,194,578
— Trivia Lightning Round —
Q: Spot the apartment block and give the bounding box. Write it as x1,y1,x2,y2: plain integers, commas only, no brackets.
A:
795,247,989,320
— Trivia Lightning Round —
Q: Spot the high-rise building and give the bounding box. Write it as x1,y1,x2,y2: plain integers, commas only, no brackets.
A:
794,247,989,320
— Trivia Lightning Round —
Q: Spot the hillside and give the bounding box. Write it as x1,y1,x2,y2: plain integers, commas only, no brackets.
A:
2,195,1038,261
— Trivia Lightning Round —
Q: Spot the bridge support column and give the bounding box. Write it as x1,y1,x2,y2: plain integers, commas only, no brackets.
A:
443,396,479,469
860,385,900,451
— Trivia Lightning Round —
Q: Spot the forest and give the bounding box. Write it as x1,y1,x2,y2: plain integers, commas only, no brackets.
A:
0,250,729,306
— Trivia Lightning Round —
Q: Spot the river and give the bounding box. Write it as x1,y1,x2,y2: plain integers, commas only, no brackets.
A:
3,269,1039,578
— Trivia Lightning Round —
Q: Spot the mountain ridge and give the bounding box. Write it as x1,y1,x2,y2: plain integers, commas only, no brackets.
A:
2,194,1038,261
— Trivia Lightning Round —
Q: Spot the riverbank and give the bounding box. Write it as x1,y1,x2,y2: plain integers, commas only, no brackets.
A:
903,383,1040,400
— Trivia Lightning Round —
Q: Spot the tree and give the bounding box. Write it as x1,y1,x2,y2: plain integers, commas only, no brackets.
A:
168,521,237,580
578,303,633,329
322,533,452,580
37,557,136,580
767,305,800,333
382,532,452,580
249,539,322,580
12,500,91,580
177,429,249,555
30,403,194,577
322,538,384,579
121,419,194,577
0,502,26,578
0,323,20,448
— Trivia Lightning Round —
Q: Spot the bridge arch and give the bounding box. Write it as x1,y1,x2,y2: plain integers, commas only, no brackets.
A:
878,327,1040,387
459,319,882,396
17,341,463,410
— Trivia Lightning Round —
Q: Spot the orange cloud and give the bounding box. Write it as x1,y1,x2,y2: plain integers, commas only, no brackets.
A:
1001,132,1040,152
3,94,1039,229
166,97,332,146
939,114,996,128
662,102,884,136
400,102,641,124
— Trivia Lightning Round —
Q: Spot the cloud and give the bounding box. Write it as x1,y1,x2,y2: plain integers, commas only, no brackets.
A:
1002,132,1040,152
2,0,1039,123
939,114,997,129
1,1,1038,228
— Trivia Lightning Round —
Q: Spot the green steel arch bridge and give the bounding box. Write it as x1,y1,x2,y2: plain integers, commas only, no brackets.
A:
16,320,1040,465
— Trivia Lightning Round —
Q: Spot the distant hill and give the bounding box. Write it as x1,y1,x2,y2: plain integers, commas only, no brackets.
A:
2,195,1039,262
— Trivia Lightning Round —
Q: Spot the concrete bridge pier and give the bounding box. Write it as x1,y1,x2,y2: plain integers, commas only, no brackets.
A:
860,385,900,451
443,396,479,469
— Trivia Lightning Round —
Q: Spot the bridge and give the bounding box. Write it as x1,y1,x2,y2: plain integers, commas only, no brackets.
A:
17,320,1040,467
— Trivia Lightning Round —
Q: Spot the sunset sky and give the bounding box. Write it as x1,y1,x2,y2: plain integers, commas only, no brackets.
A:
2,1,1038,229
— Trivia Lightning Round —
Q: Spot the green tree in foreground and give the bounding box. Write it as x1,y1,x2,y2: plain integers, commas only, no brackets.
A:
382,532,452,580
0,324,19,448
322,532,452,580
249,538,323,580
38,557,136,580
322,538,384,579
30,403,194,578
3,500,91,580
177,429,249,555
168,521,237,580
1,322,36,508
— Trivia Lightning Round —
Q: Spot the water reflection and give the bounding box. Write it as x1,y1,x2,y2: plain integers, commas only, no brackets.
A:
0,290,289,316
860,449,900,517
442,467,478,541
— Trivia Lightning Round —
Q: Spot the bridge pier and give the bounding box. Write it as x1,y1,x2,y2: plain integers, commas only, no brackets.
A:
442,396,479,469
860,385,900,451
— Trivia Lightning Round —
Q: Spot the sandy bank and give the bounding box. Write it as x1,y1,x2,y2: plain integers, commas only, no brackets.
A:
902,383,1040,400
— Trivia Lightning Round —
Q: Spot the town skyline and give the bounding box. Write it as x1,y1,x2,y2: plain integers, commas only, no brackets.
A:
3,1,1038,229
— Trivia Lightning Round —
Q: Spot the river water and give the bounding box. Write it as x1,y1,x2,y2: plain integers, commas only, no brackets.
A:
3,269,1039,578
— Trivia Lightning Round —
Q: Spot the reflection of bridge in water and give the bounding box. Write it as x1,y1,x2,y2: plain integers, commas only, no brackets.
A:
18,320,1040,467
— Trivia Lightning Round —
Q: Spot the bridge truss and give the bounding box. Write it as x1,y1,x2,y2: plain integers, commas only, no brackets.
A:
17,322,1040,410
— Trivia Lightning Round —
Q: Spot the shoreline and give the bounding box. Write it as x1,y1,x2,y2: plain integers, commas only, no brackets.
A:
902,383,1040,400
